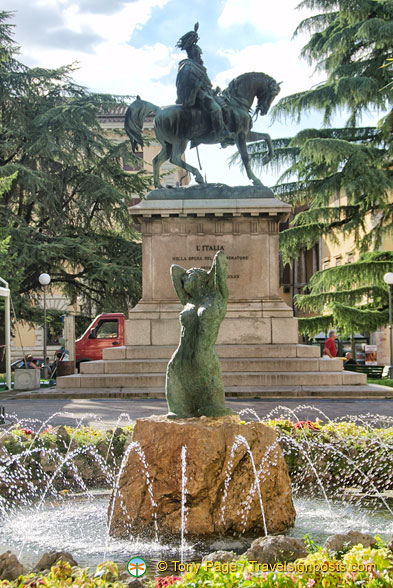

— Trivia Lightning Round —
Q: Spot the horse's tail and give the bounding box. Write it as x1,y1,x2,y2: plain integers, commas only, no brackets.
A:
124,98,159,152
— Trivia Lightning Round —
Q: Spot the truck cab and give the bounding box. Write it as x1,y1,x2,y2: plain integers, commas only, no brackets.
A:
75,313,125,368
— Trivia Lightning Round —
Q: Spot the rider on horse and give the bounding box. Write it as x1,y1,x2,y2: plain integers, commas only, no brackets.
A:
175,23,233,147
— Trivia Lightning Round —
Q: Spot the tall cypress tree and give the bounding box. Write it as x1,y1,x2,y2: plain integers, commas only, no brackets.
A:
0,13,151,322
237,0,393,334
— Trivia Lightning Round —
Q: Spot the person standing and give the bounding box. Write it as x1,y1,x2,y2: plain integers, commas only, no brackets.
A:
324,330,338,358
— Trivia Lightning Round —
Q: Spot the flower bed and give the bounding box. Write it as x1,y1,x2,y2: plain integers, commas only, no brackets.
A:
0,425,133,504
264,418,393,498
161,546,393,587
1,545,393,588
1,418,393,503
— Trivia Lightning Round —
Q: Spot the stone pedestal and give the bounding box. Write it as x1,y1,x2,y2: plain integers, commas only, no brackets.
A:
56,184,369,392
14,368,40,391
109,415,295,541
127,185,295,346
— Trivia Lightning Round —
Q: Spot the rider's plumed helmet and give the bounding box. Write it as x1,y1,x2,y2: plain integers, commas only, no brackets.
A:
176,22,199,51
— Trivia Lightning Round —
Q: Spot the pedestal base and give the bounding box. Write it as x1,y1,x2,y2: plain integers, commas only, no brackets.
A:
125,300,298,346
109,415,295,541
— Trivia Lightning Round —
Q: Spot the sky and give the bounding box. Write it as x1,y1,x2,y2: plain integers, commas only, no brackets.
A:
8,0,379,186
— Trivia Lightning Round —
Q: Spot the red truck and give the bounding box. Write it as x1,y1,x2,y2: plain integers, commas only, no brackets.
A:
75,313,125,368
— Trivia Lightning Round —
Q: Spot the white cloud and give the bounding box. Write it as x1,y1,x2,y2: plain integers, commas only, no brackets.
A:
15,0,176,100
214,39,323,100
218,0,313,39
61,0,168,44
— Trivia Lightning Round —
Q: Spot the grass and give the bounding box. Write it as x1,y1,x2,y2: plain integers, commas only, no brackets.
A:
0,372,54,392
368,378,393,387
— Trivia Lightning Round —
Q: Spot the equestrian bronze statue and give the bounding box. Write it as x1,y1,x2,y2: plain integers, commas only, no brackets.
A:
125,23,280,187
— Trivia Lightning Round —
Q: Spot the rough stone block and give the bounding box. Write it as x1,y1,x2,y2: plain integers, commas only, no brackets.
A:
109,415,295,541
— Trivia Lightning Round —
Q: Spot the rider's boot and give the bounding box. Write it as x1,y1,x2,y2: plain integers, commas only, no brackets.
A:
210,110,232,140
210,111,235,148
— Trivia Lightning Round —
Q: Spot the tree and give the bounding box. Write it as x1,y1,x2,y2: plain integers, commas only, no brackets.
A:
235,0,393,334
295,251,393,336
0,12,151,323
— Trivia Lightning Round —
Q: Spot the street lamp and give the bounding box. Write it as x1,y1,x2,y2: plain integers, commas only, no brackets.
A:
39,273,51,379
0,277,11,391
383,272,393,380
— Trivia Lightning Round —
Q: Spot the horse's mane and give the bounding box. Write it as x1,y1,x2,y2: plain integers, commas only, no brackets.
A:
221,71,280,118
224,72,275,99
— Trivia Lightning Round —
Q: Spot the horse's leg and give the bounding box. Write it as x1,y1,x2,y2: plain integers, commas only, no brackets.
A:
235,132,263,186
170,140,204,185
152,142,172,188
246,131,274,165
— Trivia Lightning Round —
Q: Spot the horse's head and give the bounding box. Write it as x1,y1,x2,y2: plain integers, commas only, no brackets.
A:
224,72,281,117
255,77,281,117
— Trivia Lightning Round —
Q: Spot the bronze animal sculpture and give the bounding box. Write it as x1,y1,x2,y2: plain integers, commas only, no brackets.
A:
125,71,280,188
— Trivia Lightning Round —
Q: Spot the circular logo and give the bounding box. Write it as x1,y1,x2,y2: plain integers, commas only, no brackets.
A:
127,557,147,578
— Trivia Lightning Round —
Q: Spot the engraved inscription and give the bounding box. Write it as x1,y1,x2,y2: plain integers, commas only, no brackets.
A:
171,245,249,280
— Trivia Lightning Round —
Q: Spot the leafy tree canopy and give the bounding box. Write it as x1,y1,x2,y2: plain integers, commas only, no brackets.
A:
0,12,151,323
270,0,393,263
231,0,393,336
276,0,393,126
231,0,393,335
296,251,392,335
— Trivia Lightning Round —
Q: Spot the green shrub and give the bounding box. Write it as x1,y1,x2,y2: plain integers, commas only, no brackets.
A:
265,419,393,498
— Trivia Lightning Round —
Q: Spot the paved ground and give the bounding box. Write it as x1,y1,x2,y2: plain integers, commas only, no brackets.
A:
0,393,392,429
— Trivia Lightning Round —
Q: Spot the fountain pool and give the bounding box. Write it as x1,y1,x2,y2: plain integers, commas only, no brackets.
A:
0,406,392,574
0,494,391,570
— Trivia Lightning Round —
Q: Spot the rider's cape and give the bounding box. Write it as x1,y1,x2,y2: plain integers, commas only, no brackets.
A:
176,59,212,107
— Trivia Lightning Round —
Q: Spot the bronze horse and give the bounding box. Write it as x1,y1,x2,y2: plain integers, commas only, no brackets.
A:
125,72,280,187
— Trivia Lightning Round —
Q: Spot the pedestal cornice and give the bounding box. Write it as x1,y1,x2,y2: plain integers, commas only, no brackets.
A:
129,197,291,220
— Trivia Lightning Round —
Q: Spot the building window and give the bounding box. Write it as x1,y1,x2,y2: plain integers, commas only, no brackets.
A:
346,252,354,264
335,256,342,266
322,258,330,270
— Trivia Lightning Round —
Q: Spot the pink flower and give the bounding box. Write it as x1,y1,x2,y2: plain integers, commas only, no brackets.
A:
294,420,320,431
307,580,316,587
155,576,181,588
41,426,54,434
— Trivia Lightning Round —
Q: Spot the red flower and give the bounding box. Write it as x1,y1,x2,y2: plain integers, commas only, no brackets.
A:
155,576,181,587
20,428,33,435
294,420,320,431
